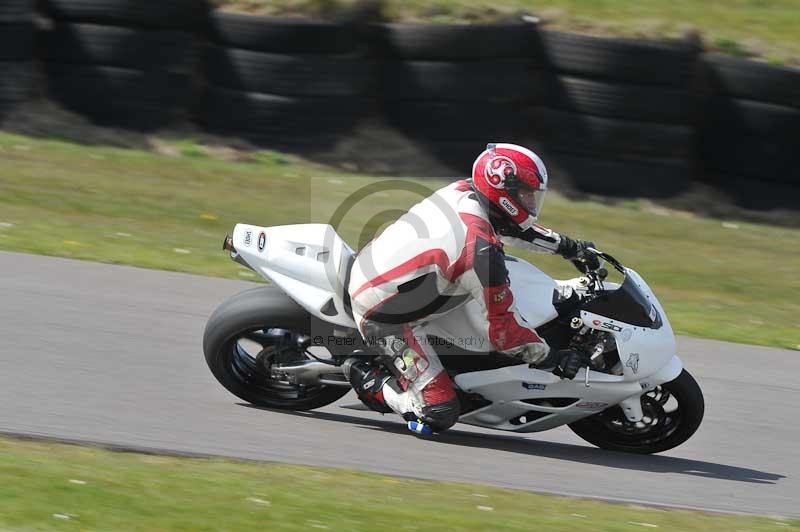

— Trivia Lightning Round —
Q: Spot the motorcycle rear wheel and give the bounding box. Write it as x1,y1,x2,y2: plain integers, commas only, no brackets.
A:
203,285,350,410
568,369,704,454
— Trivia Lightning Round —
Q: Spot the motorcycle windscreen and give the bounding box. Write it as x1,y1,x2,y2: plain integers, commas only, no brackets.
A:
582,272,662,328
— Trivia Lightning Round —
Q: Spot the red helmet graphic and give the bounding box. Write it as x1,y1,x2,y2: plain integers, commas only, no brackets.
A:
472,143,548,229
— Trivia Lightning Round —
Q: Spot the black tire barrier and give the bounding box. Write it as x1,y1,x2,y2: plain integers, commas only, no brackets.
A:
40,0,205,30
540,31,698,87
208,12,360,54
700,53,800,108
382,60,542,103
0,0,33,22
42,23,195,72
377,22,541,60
727,177,800,211
384,101,521,141
0,21,34,60
549,153,691,198
696,58,800,190
705,98,800,139
201,86,363,144
205,46,373,98
1,2,794,208
0,61,33,114
527,107,694,159
699,134,797,185
46,63,191,129
543,76,694,124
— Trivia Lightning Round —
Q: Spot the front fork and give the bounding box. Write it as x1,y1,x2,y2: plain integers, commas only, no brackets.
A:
619,395,645,422
616,355,684,423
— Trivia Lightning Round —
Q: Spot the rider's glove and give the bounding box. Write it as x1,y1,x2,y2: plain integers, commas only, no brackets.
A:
558,236,600,271
507,341,550,365
553,349,584,380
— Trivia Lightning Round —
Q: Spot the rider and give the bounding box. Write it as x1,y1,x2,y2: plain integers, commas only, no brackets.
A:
343,143,600,434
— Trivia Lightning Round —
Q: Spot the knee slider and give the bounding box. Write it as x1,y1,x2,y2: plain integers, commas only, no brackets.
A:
421,397,460,432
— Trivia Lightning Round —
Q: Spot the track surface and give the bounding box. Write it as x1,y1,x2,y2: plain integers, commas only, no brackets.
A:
1,251,797,516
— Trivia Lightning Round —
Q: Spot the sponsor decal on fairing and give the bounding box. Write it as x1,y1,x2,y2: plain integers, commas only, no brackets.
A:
576,401,609,409
626,353,640,374
521,382,546,391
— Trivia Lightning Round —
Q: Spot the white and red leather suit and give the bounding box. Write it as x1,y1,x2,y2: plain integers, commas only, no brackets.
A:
347,179,569,430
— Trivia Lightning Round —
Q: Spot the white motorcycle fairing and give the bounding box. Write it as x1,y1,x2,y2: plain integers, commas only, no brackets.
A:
230,223,684,432
231,223,356,327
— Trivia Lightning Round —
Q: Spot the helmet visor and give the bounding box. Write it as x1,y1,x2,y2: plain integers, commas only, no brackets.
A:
517,187,546,218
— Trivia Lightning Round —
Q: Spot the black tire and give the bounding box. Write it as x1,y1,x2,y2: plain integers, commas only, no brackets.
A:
699,134,797,184
549,152,691,197
527,107,694,159
208,11,360,54
205,46,373,97
540,31,698,87
0,0,33,22
0,21,33,60
384,101,520,141
726,177,800,210
377,21,541,60
383,60,542,103
203,285,350,410
46,63,191,128
46,63,190,104
569,369,704,454
704,98,800,138
202,86,363,144
41,0,205,30
700,53,800,108
544,76,695,124
0,61,34,108
42,23,195,72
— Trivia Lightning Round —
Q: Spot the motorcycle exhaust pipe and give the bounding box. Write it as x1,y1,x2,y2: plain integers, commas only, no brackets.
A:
222,233,256,271
272,360,350,387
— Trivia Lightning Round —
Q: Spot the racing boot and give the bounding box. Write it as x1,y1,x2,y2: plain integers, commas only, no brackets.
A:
342,358,393,414
342,358,438,435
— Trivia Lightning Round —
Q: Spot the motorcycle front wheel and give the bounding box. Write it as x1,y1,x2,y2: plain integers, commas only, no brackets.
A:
203,285,350,410
568,369,704,454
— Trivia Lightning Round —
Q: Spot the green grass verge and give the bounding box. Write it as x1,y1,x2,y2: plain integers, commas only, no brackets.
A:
215,0,800,64
1,436,797,531
0,132,798,350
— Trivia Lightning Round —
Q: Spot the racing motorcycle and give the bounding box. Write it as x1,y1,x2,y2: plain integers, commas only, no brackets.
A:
203,223,704,454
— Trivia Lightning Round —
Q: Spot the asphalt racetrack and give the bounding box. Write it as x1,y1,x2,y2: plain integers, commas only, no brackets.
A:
1,251,797,516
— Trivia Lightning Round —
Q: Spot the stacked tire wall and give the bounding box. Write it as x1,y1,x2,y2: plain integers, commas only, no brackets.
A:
378,22,542,167
697,53,800,209
39,0,200,130
1,2,798,209
202,12,375,145
530,32,700,198
0,0,35,117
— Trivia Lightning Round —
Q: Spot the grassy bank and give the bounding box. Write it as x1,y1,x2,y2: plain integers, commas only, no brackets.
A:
216,0,800,64
1,436,797,531
0,132,798,350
